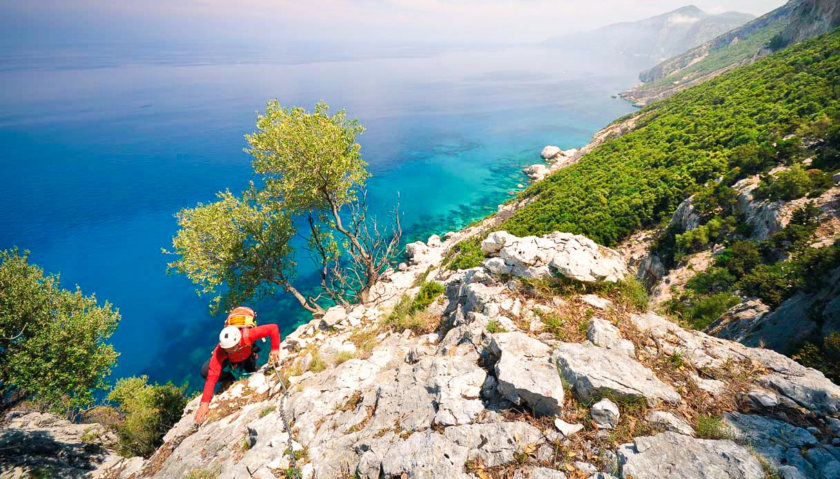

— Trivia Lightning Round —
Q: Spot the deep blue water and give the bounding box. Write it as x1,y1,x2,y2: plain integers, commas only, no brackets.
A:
0,43,639,390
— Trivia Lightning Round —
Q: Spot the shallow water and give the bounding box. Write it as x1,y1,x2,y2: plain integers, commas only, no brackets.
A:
0,43,638,388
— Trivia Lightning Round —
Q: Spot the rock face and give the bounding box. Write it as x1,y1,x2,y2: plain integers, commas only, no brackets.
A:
92,222,840,479
1,410,124,478
554,341,681,405
541,145,562,160
481,231,628,282
490,333,565,416
617,432,765,479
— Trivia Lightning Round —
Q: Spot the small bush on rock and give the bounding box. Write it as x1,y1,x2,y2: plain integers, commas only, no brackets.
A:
447,238,484,271
107,375,188,457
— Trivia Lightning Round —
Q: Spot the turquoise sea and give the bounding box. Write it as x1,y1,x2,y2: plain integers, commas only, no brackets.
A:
0,43,639,389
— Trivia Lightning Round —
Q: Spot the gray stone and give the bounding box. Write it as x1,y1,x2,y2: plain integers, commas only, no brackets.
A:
491,332,564,416
524,163,550,181
586,317,635,357
513,467,568,479
574,461,598,474
645,411,694,436
541,145,562,160
321,306,347,327
554,342,680,405
746,388,779,408
380,430,469,478
554,418,584,438
445,421,544,467
617,432,764,479
591,398,620,429
724,412,820,476
580,294,613,310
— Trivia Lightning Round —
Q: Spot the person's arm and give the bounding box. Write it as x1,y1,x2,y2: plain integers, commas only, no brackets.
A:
247,324,282,362
195,346,226,424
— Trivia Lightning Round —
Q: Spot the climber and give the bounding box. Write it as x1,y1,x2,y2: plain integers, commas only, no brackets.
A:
194,306,282,424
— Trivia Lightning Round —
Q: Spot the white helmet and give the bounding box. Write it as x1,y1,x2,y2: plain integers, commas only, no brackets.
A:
219,326,242,349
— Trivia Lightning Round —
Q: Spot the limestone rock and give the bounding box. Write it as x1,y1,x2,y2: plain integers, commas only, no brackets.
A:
617,432,764,479
490,333,564,416
445,421,544,467
586,317,635,357
645,411,694,436
541,145,562,160
524,164,549,181
380,430,469,478
580,294,612,310
483,231,627,283
554,342,680,405
591,398,620,429
514,467,568,479
554,419,584,438
670,196,701,232
321,306,347,327
723,412,822,476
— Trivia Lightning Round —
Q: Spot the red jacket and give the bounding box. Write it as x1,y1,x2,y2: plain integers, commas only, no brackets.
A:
201,324,281,403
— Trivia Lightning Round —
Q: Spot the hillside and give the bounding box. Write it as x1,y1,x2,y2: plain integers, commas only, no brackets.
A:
621,0,840,106
6,22,840,479
543,6,753,66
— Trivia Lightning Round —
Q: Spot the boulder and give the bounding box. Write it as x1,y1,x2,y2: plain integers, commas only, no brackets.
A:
580,294,612,310
723,412,823,476
490,333,564,416
586,317,635,357
554,419,584,438
483,231,627,283
524,164,549,181
541,145,563,160
590,398,620,429
513,467,568,479
617,432,764,479
380,430,469,478
645,411,694,436
321,306,347,327
669,196,701,232
445,421,544,467
554,342,680,405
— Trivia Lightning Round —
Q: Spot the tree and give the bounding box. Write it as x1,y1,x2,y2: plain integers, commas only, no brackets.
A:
168,101,401,314
0,248,120,415
107,375,188,457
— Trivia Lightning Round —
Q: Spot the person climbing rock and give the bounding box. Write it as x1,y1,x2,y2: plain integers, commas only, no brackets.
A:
194,306,281,424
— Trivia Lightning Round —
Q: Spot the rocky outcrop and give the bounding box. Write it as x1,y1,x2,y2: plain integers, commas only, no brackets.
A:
482,231,628,282
90,224,840,479
617,432,765,479
554,341,681,405
1,410,124,478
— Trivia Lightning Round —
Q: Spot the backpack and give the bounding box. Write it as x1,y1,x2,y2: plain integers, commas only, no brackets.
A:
225,306,257,328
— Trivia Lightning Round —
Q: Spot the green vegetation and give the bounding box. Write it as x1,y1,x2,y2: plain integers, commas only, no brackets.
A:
168,101,401,315
447,238,484,271
696,414,731,440
500,28,840,246
485,319,506,333
793,332,840,382
387,281,444,334
107,375,188,457
0,248,120,415
754,164,834,201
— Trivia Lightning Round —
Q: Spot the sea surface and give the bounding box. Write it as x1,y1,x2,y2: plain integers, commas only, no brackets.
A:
0,42,639,389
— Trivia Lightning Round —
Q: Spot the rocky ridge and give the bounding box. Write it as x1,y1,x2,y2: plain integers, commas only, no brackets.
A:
92,219,840,478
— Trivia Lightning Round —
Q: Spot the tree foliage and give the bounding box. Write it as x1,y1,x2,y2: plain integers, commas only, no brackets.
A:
168,102,401,314
0,248,120,415
107,375,188,457
500,28,840,246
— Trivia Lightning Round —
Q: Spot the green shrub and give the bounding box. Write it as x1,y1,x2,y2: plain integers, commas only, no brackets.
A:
499,30,840,246
696,415,731,439
736,263,793,308
447,238,484,271
486,319,506,333
755,165,829,201
413,281,445,311
715,241,761,277
0,248,120,415
387,281,444,334
685,268,736,296
107,376,188,457
683,293,741,330
793,332,840,382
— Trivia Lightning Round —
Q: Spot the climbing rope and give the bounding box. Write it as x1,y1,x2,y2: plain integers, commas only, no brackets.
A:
269,362,301,479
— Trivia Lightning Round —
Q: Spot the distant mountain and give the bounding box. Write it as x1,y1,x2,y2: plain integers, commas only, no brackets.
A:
621,0,840,106
543,6,755,66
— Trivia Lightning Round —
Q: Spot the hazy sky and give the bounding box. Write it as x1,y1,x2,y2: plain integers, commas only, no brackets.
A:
2,0,788,47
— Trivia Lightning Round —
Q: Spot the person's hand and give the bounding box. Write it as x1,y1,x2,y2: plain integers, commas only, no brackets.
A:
194,402,210,424
269,350,280,365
